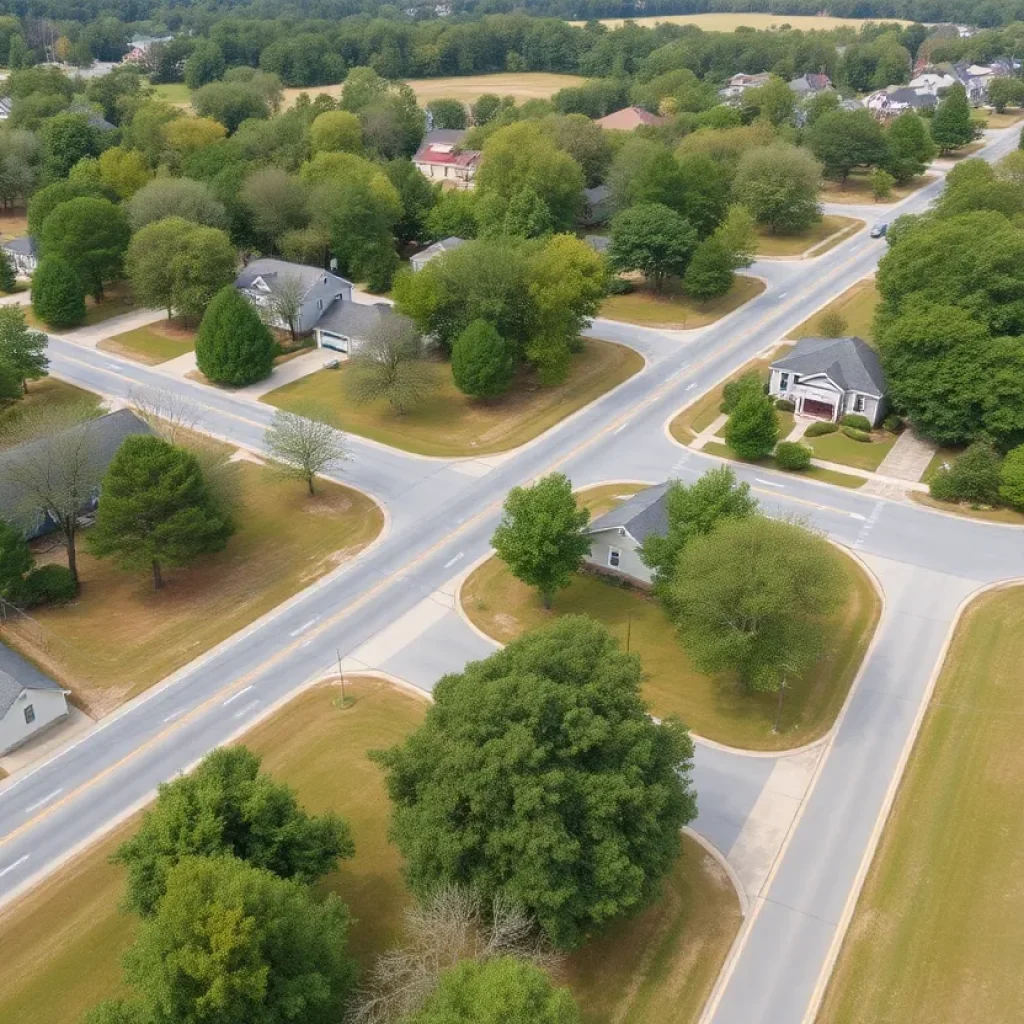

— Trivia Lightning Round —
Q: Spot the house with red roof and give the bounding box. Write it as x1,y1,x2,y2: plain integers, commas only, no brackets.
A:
413,129,481,190
595,106,667,131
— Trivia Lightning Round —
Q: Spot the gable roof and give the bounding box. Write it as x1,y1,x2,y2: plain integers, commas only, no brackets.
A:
587,482,670,545
411,237,465,263
772,337,887,397
414,130,481,168
0,643,68,717
235,259,351,306
596,106,667,130
2,235,36,257
315,299,404,340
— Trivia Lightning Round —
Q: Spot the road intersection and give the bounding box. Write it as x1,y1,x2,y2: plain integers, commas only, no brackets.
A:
1,121,1021,1024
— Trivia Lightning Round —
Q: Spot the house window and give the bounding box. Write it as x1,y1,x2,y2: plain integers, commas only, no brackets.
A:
317,298,323,310
24,704,35,725
608,548,621,568
854,395,865,413
779,372,789,392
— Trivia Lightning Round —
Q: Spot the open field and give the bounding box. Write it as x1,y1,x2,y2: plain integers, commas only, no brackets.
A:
819,585,1024,1023
756,215,863,258
789,277,879,343
568,13,910,29
149,81,191,106
0,672,741,1024
0,377,102,443
600,275,764,329
822,172,936,205
804,428,896,472
700,439,867,488
280,72,588,109
461,517,879,750
263,339,643,458
98,319,195,365
4,458,383,716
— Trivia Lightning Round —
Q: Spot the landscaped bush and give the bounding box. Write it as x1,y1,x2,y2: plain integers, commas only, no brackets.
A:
775,441,812,470
841,413,873,432
882,412,903,433
804,421,838,437
15,564,77,607
999,444,1024,509
607,276,635,295
721,371,765,415
842,426,871,442
775,398,795,412
930,440,1002,505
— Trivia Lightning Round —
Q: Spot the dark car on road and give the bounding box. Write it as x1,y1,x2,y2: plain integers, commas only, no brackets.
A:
870,222,888,238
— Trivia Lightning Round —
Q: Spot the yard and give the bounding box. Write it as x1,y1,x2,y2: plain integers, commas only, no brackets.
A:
700,439,867,489
461,517,879,750
25,282,137,332
755,216,863,259
0,674,741,1024
569,13,910,29
148,81,192,106
818,585,1024,1024
788,278,880,343
0,377,102,442
0,206,27,241
821,172,936,205
982,107,1024,128
599,275,764,329
804,428,896,472
97,319,195,365
2,456,384,716
262,339,643,458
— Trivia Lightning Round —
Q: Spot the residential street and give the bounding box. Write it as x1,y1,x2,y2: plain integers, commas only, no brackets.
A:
0,121,1021,1024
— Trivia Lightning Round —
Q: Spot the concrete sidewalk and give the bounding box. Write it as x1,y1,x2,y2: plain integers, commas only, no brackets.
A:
59,307,166,349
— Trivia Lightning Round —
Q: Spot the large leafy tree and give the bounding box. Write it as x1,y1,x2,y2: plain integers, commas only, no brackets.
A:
934,158,1024,220
609,202,698,291
807,108,889,183
640,468,758,589
0,516,32,600
931,82,975,153
30,256,87,329
665,516,846,693
683,235,735,300
346,314,434,415
86,855,357,1024
451,319,515,398
724,391,779,460
40,112,99,179
0,305,47,393
733,144,822,234
40,197,131,301
114,746,353,917
884,112,936,184
491,473,591,609
126,176,228,230
195,286,276,386
87,435,234,590
373,615,697,949
410,958,579,1024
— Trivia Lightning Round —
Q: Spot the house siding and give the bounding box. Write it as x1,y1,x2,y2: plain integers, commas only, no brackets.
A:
585,530,652,586
0,688,69,755
769,368,886,427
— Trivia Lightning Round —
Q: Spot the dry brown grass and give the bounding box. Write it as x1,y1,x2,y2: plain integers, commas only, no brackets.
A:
568,12,910,29
755,215,863,258
821,172,936,205
0,207,28,241
599,275,764,329
789,278,880,343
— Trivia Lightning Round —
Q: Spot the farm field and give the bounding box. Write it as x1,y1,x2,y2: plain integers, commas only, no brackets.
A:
568,12,910,29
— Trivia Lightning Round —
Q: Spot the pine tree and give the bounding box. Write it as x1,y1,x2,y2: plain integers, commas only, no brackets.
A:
931,83,975,154
0,517,32,600
194,286,276,386
31,257,87,329
0,250,17,294
451,320,515,398
0,306,48,393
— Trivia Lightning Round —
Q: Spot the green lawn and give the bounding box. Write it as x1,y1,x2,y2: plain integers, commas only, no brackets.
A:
600,275,764,329
0,377,102,443
701,440,867,489
804,429,896,472
755,216,863,258
98,320,195,365
149,81,192,105
262,340,643,458
789,278,880,344
819,586,1024,1023
26,285,137,331
462,517,879,750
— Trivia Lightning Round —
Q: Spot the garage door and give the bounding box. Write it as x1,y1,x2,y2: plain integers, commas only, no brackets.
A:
802,398,836,419
318,332,350,353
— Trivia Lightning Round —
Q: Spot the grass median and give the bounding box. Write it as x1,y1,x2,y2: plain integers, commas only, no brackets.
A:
755,216,862,259
599,275,764,329
98,320,195,365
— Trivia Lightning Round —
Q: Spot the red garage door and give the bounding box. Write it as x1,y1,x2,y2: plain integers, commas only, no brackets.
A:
802,398,836,420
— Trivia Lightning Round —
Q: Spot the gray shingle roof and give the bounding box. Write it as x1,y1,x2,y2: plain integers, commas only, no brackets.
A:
422,128,466,146
235,259,351,308
0,644,67,717
316,299,406,340
2,236,36,257
771,337,886,397
587,482,670,544
412,237,465,263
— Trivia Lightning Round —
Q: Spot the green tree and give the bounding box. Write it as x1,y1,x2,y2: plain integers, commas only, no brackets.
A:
884,112,937,184
114,745,353,917
183,39,225,91
195,286,276,386
808,109,890,183
725,391,779,460
733,145,822,235
373,615,697,949
427,189,478,240
127,176,228,230
30,257,86,329
640,468,758,589
27,179,117,238
264,406,349,496
0,249,16,294
931,83,975,154
721,370,765,413
472,94,502,125
871,167,895,200
40,197,130,301
87,435,234,590
987,76,1024,114
491,473,590,608
0,357,21,402
502,185,552,238
929,440,1002,505
713,204,757,269
427,98,467,130
89,855,356,1024
0,306,47,393
609,203,698,291
676,152,732,238
666,516,846,693
410,958,579,1024
310,110,363,153
40,112,99,180
0,516,32,600
550,113,612,188
741,74,795,127
817,309,849,337
935,158,1023,220
346,314,433,415
683,235,735,300
999,443,1024,508
451,319,515,398
193,80,270,132
386,157,436,246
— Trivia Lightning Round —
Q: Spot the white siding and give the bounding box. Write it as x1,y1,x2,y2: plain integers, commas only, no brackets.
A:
585,531,652,586
0,687,69,755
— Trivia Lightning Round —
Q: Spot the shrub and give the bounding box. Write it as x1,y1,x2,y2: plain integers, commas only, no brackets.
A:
842,425,871,442
817,309,848,338
775,398,795,412
15,564,77,607
882,412,903,433
999,444,1024,509
451,320,515,398
31,257,86,329
721,371,765,414
725,392,779,460
606,276,634,295
774,441,812,470
929,440,1002,505
841,413,873,431
804,421,838,437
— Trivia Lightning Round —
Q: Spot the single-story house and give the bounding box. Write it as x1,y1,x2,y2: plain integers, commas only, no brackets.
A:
584,482,670,587
865,86,937,118
595,106,667,131
0,661,70,756
769,336,888,426
413,129,481,189
410,236,465,271
581,184,613,226
718,71,771,102
2,236,37,277
789,73,833,97
0,408,152,539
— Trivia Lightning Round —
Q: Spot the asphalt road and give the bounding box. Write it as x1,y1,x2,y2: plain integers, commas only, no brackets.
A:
1,121,1022,1023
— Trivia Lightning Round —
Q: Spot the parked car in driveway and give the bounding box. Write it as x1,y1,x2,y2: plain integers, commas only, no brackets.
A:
323,358,341,369
870,222,888,238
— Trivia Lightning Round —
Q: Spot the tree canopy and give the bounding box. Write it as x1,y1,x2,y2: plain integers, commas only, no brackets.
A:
733,144,822,235
195,285,276,386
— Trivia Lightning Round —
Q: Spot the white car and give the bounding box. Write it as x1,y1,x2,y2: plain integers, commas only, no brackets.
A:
322,358,341,370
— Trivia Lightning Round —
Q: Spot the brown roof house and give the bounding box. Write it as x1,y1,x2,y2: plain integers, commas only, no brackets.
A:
595,106,667,131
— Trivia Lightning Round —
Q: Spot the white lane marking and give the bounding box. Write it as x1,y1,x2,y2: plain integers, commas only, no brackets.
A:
24,789,62,814
613,422,628,434
289,617,318,637
163,708,185,723
232,699,260,719
684,382,697,391
848,513,867,521
755,478,785,488
0,854,28,877
443,552,465,569
222,685,254,707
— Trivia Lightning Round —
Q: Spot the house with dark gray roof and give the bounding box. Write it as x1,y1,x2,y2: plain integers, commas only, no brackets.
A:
769,336,888,426
410,236,465,271
2,235,38,277
0,656,70,756
581,184,612,226
584,482,670,586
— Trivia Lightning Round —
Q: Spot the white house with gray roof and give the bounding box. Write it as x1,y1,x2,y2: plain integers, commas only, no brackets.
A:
0,661,69,756
410,236,465,271
584,483,669,586
769,336,888,426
